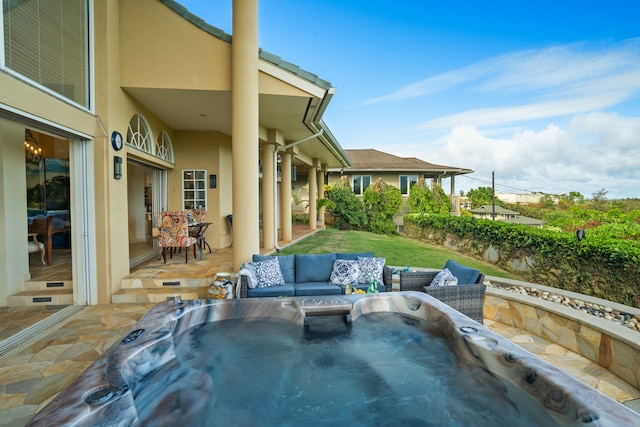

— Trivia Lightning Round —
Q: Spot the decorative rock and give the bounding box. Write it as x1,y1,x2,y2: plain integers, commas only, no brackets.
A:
490,281,640,333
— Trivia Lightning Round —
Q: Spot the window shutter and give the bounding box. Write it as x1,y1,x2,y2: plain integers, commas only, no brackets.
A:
3,0,90,108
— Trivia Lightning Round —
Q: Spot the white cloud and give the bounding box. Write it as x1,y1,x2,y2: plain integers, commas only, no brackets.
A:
411,92,627,130
412,113,640,198
358,40,640,198
363,38,640,106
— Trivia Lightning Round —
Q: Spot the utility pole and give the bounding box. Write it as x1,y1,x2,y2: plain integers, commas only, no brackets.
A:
491,171,496,220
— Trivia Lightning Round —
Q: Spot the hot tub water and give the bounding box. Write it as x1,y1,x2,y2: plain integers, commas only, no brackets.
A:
26,295,640,426
132,313,558,426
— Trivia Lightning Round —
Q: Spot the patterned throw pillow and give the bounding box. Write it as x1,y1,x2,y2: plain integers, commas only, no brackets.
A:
253,258,285,288
357,256,385,284
430,268,458,287
330,259,361,286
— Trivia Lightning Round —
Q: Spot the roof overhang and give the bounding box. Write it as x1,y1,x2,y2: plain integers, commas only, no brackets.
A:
121,0,350,169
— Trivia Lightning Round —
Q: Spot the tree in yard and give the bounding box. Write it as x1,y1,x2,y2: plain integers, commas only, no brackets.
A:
407,178,449,214
363,177,402,234
466,186,501,209
325,176,366,230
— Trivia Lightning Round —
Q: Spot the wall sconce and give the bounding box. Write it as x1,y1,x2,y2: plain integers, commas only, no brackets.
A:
209,174,217,189
114,156,122,179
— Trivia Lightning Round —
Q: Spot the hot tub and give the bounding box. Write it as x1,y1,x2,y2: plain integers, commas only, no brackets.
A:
27,293,640,426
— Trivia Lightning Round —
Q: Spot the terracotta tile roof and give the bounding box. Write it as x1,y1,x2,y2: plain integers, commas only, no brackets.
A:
340,149,473,175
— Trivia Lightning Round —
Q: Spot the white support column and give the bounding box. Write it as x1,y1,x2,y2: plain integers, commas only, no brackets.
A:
308,160,318,230
231,0,259,270
317,166,325,226
261,142,275,250
280,151,292,242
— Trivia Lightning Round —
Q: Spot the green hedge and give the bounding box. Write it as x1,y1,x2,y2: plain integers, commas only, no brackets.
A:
404,214,640,308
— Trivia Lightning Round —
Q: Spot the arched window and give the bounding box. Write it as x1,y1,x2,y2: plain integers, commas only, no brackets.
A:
156,131,174,163
127,114,153,154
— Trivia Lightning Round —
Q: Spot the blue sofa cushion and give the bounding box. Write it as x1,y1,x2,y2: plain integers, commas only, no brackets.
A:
253,254,295,283
247,283,295,298
295,253,337,283
443,259,481,285
336,252,373,260
294,281,341,296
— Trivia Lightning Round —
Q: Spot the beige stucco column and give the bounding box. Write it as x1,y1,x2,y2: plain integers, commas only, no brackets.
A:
317,166,325,226
231,0,259,270
308,162,317,230
261,142,275,250
280,151,292,242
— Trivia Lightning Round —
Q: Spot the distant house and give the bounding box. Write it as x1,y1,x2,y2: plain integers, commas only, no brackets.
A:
326,149,474,229
469,205,546,227
495,193,557,205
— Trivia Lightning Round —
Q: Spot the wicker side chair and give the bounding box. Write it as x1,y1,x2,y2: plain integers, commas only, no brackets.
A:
399,270,486,324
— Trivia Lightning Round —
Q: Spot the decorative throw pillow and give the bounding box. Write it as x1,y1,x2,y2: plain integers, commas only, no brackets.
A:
330,259,361,286
239,262,258,289
430,268,458,287
253,258,285,288
357,256,385,284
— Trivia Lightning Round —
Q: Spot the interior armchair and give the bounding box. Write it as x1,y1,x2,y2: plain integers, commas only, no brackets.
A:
158,211,198,263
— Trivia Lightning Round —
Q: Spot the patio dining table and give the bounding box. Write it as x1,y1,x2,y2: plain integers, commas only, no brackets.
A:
188,222,212,259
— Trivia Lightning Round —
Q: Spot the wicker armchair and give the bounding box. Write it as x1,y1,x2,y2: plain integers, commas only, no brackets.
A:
399,270,486,324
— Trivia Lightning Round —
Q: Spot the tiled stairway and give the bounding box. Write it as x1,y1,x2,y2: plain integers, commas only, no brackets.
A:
112,248,235,303
113,276,215,303
7,280,73,306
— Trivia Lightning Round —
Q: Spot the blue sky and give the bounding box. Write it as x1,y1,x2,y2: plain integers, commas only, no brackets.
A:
177,1,640,199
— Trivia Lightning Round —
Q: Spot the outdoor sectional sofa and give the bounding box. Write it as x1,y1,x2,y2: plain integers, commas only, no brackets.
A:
238,252,392,298
399,259,486,324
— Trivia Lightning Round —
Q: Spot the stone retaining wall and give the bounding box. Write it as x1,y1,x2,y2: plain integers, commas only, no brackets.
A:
483,276,640,389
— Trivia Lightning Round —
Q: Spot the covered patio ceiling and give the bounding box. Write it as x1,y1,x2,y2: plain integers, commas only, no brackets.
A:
122,86,349,169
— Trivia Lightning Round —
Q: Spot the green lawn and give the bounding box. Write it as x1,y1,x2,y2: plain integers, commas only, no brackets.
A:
279,228,516,279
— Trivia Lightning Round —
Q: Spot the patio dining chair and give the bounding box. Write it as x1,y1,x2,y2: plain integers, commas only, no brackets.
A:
158,211,197,263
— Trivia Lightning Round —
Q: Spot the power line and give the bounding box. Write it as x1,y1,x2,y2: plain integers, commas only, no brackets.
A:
457,174,542,194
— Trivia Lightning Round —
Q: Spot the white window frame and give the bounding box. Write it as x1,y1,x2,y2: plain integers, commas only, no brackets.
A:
400,175,418,195
156,131,174,163
127,114,153,154
1,0,94,111
352,175,371,195
182,169,207,210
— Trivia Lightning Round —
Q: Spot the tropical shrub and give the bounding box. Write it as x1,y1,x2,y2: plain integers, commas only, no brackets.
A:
407,179,450,214
404,214,640,307
325,179,366,230
363,178,402,234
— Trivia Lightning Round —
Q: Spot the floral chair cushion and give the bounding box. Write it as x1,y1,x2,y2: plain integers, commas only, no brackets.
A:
159,211,197,247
